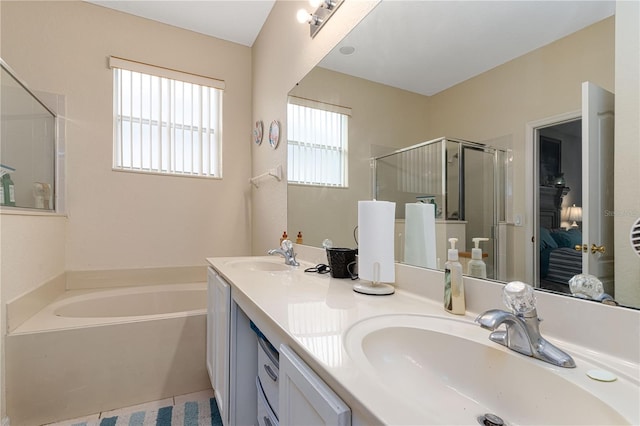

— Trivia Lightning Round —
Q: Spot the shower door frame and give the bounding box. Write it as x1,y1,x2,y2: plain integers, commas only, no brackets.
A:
372,137,505,279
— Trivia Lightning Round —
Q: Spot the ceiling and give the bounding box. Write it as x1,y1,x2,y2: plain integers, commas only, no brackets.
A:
319,1,616,96
86,1,615,96
86,0,276,47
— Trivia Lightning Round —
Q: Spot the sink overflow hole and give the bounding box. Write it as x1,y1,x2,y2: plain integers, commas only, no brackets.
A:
478,413,505,426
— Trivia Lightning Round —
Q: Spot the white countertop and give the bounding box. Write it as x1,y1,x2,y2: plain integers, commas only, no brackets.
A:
207,255,640,425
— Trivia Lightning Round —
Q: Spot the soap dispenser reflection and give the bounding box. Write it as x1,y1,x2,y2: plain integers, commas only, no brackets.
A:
468,237,489,279
444,237,465,315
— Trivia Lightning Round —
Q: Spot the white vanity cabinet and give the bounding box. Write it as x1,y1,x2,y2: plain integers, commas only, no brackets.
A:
229,300,258,426
206,269,215,384
279,344,351,426
206,267,231,425
207,261,354,426
257,335,279,418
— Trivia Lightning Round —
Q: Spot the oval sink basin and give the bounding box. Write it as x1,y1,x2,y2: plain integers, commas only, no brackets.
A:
344,314,631,425
227,259,294,272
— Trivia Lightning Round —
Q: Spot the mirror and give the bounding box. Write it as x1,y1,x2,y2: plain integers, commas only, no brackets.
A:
1,59,56,211
288,1,638,309
373,137,509,281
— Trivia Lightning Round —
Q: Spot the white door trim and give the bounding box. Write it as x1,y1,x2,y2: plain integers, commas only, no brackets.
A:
525,110,580,286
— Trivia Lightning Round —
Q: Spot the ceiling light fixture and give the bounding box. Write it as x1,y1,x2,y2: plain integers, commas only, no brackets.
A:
297,0,344,38
310,0,336,10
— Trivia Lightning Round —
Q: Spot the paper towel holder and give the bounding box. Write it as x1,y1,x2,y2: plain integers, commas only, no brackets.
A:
353,262,395,295
355,199,396,295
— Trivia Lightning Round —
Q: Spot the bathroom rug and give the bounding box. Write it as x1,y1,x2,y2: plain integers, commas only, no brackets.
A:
50,396,222,426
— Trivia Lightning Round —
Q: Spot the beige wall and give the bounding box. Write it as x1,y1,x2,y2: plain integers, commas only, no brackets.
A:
2,212,66,421
251,0,379,254
1,1,254,418
614,0,640,307
1,0,253,273
0,0,377,417
0,0,634,421
282,17,614,281
288,67,431,248
0,213,66,420
424,17,614,280
0,214,66,303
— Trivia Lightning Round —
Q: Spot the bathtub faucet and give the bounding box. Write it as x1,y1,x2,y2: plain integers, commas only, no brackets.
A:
268,239,299,266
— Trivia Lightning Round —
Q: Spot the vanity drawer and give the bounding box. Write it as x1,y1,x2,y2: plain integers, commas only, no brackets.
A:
257,336,279,417
257,376,279,426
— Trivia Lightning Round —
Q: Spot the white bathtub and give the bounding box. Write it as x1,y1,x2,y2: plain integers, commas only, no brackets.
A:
13,283,206,332
7,283,211,426
56,286,205,318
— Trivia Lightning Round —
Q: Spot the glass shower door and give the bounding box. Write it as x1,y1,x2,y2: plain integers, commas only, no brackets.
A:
462,146,497,278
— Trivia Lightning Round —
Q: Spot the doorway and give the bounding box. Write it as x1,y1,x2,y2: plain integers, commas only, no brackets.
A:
526,82,615,295
535,119,583,293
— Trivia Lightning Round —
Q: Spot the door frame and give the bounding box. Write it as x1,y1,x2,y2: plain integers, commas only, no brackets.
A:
525,110,581,286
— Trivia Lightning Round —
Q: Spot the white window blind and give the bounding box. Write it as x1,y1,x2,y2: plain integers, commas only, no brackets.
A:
287,96,350,187
110,57,224,177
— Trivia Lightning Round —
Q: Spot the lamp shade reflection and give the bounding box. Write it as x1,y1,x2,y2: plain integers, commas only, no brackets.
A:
566,204,582,228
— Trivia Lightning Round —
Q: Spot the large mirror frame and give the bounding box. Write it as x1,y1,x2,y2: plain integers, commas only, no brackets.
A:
287,1,640,309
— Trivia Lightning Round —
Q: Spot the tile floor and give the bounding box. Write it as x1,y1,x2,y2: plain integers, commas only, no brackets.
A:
44,389,215,426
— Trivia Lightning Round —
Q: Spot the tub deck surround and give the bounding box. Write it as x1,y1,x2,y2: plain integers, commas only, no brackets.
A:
207,254,640,425
6,282,209,426
6,266,207,332
13,282,207,333
6,272,66,332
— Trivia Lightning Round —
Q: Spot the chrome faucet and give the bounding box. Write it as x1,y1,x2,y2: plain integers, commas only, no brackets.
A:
476,281,576,368
268,239,299,266
569,274,618,306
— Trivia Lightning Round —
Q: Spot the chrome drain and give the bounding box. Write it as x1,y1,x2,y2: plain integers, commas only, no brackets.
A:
478,413,505,426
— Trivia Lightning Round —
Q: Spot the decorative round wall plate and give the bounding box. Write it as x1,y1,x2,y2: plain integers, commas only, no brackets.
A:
269,120,280,149
253,120,264,145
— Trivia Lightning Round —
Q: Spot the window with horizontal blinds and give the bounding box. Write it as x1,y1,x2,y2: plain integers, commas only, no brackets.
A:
287,97,350,187
110,57,223,178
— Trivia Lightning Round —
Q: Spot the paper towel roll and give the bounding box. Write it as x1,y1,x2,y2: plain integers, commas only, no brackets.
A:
404,203,437,269
358,200,396,283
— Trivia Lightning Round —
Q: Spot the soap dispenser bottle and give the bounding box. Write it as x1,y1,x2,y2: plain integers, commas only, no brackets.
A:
1,174,15,206
444,237,465,315
468,237,489,278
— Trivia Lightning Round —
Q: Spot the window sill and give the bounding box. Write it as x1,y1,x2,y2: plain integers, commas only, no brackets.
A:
112,168,223,180
0,207,67,218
